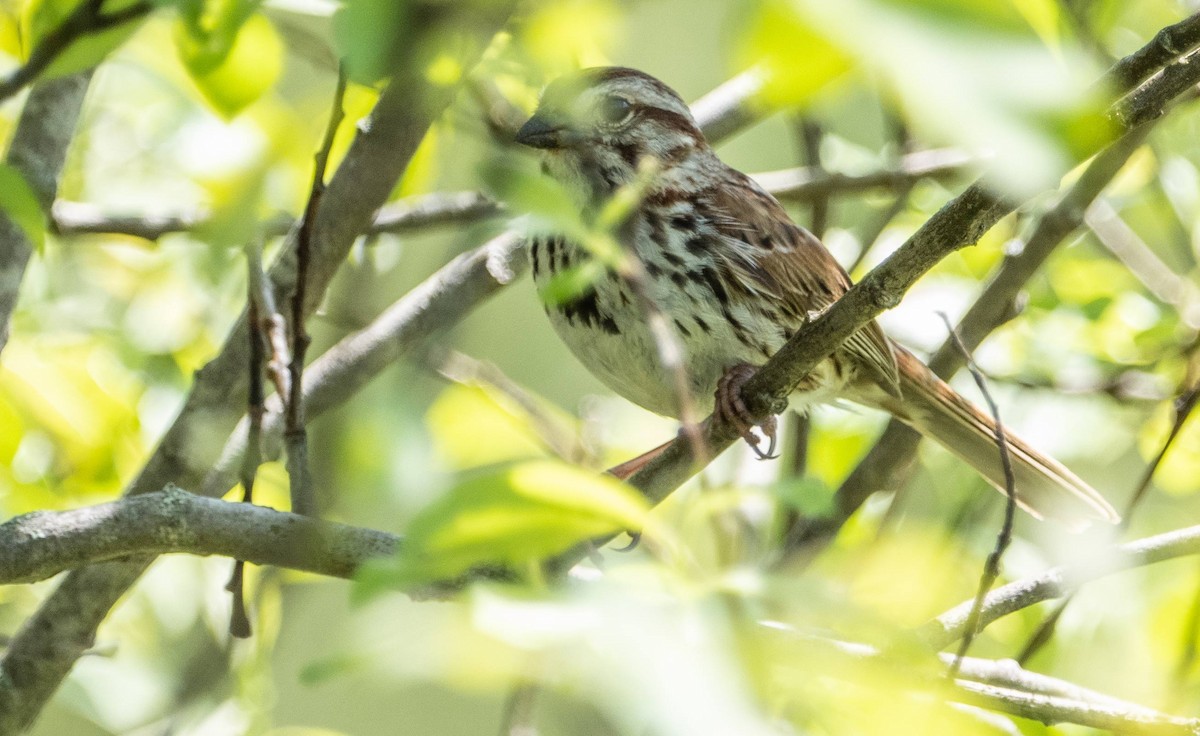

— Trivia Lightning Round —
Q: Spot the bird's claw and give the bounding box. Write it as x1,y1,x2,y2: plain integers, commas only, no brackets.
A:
612,531,641,552
716,363,780,460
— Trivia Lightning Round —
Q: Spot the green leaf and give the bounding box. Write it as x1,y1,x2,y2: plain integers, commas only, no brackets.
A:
734,0,853,108
392,459,651,585
177,6,282,117
330,0,406,86
0,164,46,253
23,0,149,79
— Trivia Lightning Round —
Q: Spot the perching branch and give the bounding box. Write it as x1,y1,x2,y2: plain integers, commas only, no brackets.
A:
788,114,1158,553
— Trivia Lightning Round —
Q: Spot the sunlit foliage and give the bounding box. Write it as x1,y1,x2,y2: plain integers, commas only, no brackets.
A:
0,0,1198,734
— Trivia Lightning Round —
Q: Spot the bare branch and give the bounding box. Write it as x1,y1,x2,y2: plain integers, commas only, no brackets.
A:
203,233,527,497
920,524,1200,649
0,488,397,584
762,625,1200,734
1106,12,1200,95
0,73,93,354
50,191,504,241
755,148,976,204
689,67,768,144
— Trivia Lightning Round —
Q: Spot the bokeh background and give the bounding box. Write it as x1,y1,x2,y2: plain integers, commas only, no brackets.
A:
1,0,1199,733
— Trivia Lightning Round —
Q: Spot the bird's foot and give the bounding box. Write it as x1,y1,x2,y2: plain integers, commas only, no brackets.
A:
715,363,779,460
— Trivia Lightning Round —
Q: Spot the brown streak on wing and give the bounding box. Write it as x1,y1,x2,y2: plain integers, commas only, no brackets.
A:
698,173,901,395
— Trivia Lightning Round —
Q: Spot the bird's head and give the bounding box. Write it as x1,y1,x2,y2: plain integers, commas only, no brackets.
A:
515,67,707,200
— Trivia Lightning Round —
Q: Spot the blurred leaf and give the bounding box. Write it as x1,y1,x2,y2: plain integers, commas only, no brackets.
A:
539,259,605,307
776,475,835,518
177,9,283,117
426,383,547,469
1048,257,1137,305
330,0,405,85
391,459,650,584
195,159,269,247
298,653,367,686
0,163,46,252
519,0,618,70
1010,0,1060,49
23,0,148,79
175,0,260,73
0,4,24,59
483,157,584,239
734,0,852,108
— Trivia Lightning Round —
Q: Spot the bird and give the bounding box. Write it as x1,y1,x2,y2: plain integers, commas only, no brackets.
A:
513,66,1119,528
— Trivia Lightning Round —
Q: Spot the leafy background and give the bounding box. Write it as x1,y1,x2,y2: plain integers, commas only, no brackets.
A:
0,0,1198,733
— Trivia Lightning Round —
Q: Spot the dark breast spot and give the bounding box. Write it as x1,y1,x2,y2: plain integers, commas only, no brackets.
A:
559,288,621,336
698,265,729,305
670,213,697,230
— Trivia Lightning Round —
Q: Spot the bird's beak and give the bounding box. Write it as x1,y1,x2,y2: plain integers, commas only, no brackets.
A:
515,115,567,149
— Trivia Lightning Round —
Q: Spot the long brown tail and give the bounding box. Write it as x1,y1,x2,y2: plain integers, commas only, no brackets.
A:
850,347,1120,529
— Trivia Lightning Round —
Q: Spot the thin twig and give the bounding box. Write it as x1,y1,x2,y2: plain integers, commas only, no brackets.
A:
285,66,347,517
939,314,1017,677
225,243,274,639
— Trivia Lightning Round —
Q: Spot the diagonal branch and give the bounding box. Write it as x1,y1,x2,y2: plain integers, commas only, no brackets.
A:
920,523,1200,650
0,73,93,355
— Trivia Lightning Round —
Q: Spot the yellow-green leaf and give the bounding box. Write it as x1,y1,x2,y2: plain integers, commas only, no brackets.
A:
734,0,853,108
178,11,282,117
392,459,651,585
0,164,46,252
23,0,148,79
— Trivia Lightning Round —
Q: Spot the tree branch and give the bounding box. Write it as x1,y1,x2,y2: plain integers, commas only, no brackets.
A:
0,73,93,354
920,524,1200,650
762,625,1200,734
50,190,505,241
755,148,975,204
789,113,1158,552
0,488,398,585
50,150,969,243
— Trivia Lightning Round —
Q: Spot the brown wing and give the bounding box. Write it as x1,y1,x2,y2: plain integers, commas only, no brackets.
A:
697,173,901,396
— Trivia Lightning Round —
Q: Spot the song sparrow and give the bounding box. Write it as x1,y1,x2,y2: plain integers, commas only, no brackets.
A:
515,66,1118,527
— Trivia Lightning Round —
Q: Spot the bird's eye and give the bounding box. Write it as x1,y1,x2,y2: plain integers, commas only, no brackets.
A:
598,96,632,124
